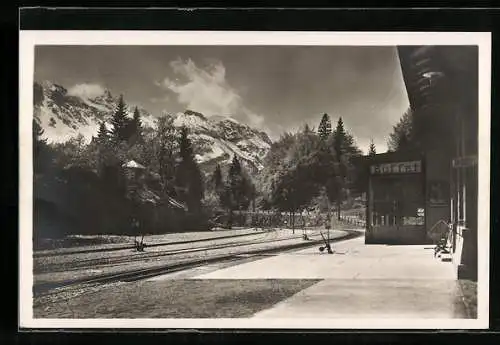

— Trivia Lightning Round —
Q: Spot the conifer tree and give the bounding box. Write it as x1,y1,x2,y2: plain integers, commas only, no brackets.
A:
213,164,223,191
332,117,348,220
96,121,109,144
130,106,142,143
333,117,346,159
178,126,194,161
387,108,416,152
175,126,204,213
132,106,141,128
212,164,225,208
222,155,255,226
110,94,129,142
94,121,112,177
318,113,332,141
368,139,377,156
229,155,242,177
228,155,244,208
156,116,177,197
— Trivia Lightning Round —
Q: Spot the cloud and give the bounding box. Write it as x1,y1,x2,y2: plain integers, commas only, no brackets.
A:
157,58,267,130
244,108,265,128
67,83,106,99
150,95,170,104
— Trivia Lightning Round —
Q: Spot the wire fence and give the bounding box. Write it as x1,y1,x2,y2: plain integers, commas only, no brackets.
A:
210,209,367,230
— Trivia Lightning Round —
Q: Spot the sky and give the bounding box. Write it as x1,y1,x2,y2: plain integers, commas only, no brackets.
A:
34,45,410,153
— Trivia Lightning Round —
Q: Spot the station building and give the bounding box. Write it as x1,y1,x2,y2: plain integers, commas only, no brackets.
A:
362,46,478,280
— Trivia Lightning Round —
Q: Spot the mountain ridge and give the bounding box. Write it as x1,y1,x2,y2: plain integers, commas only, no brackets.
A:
33,81,273,175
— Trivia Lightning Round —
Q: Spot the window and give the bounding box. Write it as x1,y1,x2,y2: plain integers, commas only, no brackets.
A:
369,174,424,227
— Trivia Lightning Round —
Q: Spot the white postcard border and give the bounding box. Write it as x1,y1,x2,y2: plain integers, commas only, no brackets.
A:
19,30,491,330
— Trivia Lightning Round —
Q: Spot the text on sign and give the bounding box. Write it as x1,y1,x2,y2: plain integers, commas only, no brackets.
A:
370,161,422,175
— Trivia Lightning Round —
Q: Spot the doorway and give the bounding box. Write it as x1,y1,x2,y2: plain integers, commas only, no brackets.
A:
368,174,425,243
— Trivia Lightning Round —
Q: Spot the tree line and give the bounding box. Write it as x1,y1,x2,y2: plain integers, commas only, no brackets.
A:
195,104,424,232
255,113,364,230
33,95,207,245
387,107,419,152
206,156,257,228
34,92,377,243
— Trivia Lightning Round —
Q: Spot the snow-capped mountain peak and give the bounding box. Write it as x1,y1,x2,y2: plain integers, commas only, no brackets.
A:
159,110,272,173
33,81,156,144
207,114,240,124
162,109,216,133
33,81,273,175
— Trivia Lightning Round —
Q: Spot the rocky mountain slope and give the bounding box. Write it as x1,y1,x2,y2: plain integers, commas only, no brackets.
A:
33,81,272,174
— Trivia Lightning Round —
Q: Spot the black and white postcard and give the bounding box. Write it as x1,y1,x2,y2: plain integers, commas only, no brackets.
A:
19,31,491,329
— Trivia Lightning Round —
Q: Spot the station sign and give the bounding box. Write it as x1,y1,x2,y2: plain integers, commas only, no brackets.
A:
452,155,477,168
370,160,422,175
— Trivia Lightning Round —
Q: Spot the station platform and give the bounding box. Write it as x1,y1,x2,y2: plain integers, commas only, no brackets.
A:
36,234,475,323
193,236,467,319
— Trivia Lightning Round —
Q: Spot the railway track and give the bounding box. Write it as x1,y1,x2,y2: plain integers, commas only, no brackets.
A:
33,229,362,298
34,229,290,273
34,229,271,258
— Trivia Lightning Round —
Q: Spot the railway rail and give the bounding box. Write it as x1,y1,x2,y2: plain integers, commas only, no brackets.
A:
34,229,362,298
34,229,271,258
34,229,309,273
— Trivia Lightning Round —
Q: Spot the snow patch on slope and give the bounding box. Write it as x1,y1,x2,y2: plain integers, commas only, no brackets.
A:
34,81,273,175
34,81,158,144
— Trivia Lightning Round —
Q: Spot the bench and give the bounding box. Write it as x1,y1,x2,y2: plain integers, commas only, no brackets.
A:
433,223,453,258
